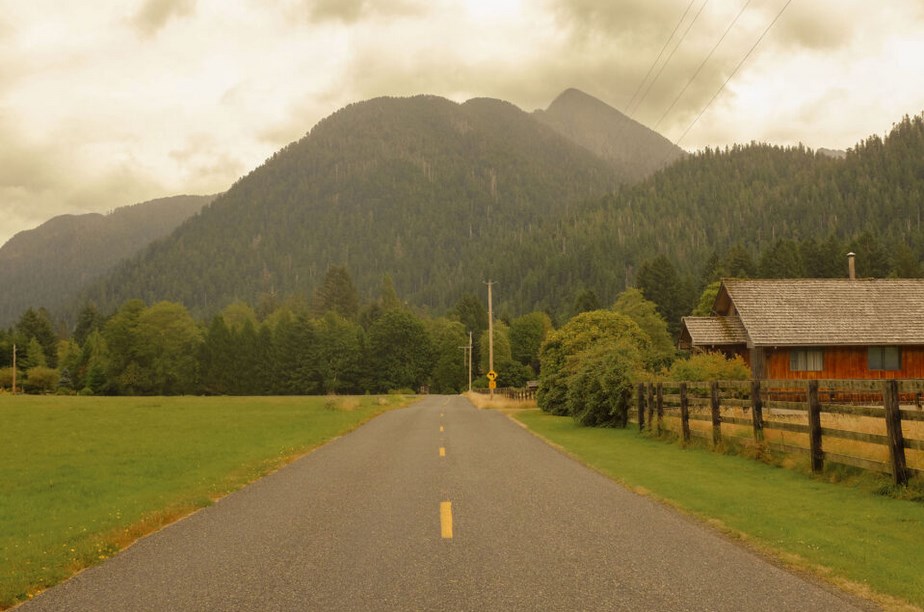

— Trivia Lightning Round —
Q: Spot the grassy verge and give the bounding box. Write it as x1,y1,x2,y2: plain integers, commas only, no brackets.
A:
0,394,411,609
513,409,924,610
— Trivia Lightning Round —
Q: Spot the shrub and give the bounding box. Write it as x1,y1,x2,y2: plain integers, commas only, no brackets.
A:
565,343,639,427
24,366,60,394
669,352,750,381
538,310,649,420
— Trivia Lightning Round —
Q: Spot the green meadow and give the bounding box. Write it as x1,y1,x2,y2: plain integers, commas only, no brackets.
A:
514,409,924,610
0,394,411,609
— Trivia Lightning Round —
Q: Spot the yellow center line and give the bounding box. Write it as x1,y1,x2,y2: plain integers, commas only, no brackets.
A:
439,425,444,433
439,447,446,457
440,501,453,539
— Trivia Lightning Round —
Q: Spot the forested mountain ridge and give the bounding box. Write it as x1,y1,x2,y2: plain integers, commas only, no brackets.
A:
534,88,685,181
81,93,640,316
0,195,214,326
490,113,924,318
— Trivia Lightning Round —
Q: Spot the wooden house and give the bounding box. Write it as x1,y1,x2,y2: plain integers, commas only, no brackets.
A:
679,278,924,380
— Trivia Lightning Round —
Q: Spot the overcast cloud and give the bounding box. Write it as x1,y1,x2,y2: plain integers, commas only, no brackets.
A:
1,0,923,244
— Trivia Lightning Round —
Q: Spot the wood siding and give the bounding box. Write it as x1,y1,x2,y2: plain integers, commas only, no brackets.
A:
764,346,924,380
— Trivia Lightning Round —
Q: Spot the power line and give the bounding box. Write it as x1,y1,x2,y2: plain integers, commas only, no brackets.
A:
654,0,754,130
624,0,697,114
674,0,795,147
629,0,711,117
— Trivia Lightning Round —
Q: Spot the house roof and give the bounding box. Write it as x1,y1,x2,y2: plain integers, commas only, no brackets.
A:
681,316,749,346
716,278,924,347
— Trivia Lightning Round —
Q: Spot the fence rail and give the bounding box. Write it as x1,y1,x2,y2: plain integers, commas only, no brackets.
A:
631,379,924,486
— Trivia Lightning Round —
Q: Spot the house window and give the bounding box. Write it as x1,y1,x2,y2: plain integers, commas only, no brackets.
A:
790,349,823,372
868,346,901,371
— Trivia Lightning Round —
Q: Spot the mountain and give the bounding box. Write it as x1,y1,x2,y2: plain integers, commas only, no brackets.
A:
534,88,685,181
82,92,674,317
0,195,214,326
492,113,924,317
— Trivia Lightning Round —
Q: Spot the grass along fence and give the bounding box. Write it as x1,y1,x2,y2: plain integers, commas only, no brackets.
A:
632,379,924,486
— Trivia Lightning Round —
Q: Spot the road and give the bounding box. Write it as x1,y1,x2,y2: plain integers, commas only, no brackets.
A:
20,395,869,611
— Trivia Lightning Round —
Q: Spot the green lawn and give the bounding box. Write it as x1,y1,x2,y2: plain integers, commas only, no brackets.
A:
514,409,924,609
0,394,411,609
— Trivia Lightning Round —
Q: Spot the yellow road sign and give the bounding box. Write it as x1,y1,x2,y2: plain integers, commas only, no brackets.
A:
486,370,497,381
488,380,497,389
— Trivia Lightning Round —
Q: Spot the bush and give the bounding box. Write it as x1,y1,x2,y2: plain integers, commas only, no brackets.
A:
668,352,750,381
538,310,649,420
565,343,638,427
24,366,60,394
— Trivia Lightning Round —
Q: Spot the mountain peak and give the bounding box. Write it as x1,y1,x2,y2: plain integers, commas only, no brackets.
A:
535,88,685,181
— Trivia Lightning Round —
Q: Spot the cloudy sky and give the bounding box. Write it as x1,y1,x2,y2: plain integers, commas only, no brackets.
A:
2,0,923,245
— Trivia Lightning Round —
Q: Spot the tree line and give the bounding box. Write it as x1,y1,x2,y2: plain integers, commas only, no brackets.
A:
0,268,554,396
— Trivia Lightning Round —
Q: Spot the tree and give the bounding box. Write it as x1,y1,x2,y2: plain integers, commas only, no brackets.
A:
314,311,363,394
454,292,487,375
380,274,402,311
272,311,320,395
200,316,236,394
612,288,675,370
366,309,433,392
849,232,890,278
16,307,57,368
25,366,60,394
425,317,468,393
636,255,690,336
723,243,757,278
509,312,553,374
565,343,638,427
691,281,721,316
74,303,104,346
312,266,359,320
537,310,649,417
221,301,259,332
572,289,601,316
891,243,922,278
133,302,204,395
757,239,804,278
103,299,146,394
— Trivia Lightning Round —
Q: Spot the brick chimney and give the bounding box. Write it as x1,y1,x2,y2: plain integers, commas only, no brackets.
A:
847,252,856,280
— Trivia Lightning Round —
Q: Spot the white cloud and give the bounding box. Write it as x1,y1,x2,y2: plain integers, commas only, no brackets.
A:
1,0,923,244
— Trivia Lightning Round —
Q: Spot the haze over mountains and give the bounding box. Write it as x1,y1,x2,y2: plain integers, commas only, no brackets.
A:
2,89,922,327
77,90,680,320
0,195,214,325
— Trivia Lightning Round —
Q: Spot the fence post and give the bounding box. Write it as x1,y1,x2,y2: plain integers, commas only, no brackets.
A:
679,382,691,444
647,383,655,432
619,388,629,428
637,383,645,432
710,381,721,447
656,382,664,435
807,380,823,474
883,379,909,486
750,379,764,443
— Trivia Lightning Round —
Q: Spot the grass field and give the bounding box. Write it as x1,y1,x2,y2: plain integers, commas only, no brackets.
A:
512,409,924,610
0,394,412,609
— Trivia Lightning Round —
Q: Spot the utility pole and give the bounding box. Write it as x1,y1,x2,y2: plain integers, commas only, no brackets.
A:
459,331,473,393
485,280,495,400
11,344,16,396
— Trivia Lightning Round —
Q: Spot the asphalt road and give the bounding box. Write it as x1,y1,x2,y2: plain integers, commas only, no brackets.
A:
20,395,870,611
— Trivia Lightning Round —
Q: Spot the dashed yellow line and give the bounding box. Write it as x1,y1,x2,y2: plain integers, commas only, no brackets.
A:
439,425,444,433
439,447,446,457
440,501,453,539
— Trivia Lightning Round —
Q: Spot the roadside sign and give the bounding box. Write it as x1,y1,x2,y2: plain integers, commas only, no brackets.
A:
486,370,497,381
488,380,497,389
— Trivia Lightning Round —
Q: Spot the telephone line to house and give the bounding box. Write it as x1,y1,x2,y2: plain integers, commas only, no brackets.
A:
674,0,795,147
654,0,754,131
624,0,697,114
628,0,712,118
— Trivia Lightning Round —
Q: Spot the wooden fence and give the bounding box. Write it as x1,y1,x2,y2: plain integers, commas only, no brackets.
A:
473,387,537,401
632,379,924,486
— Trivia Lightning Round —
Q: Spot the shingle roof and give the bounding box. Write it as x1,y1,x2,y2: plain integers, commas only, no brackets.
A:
681,316,749,345
720,278,924,346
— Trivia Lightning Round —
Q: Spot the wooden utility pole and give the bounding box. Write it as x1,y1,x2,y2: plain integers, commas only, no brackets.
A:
459,331,473,393
467,331,473,392
11,344,16,395
486,280,495,400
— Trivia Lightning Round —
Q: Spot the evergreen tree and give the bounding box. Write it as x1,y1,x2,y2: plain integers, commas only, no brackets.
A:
572,289,601,316
758,239,805,278
509,311,552,374
312,266,360,320
366,309,433,392
16,307,58,368
74,303,103,346
722,243,757,278
636,255,690,336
